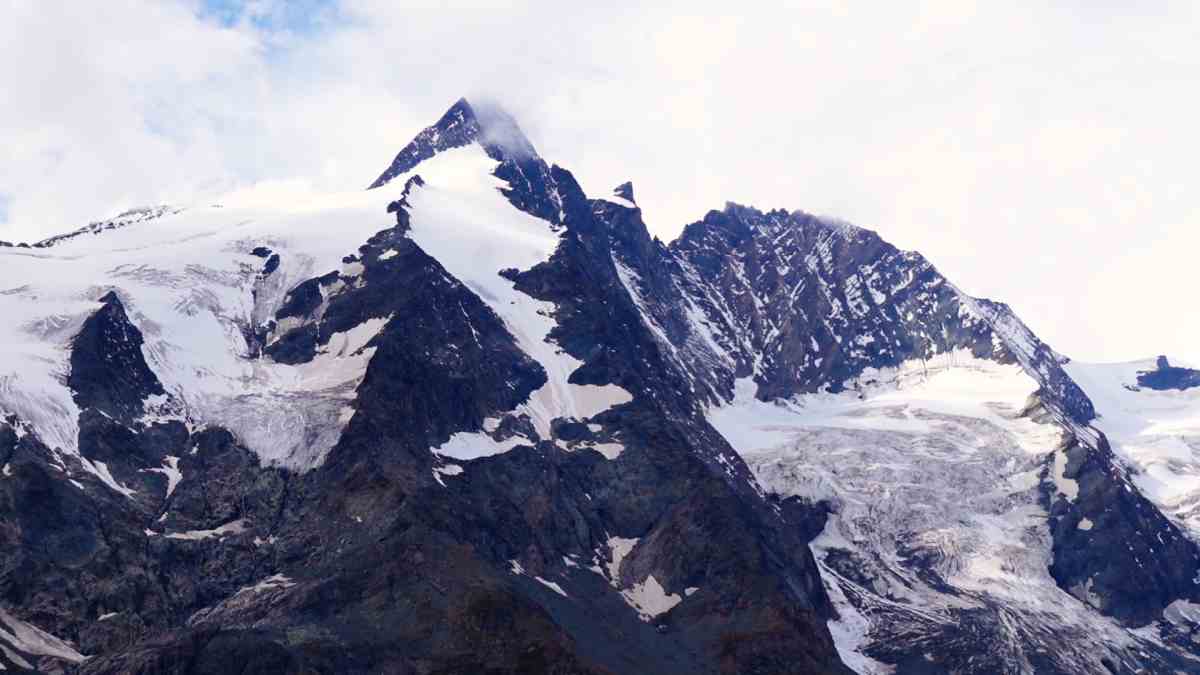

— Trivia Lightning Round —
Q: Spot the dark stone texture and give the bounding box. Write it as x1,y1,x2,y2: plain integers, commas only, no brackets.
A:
613,181,635,204
262,253,280,276
273,271,339,321
267,221,548,462
68,291,165,423
1043,435,1200,625
263,323,318,365
1137,355,1200,391
661,204,1093,425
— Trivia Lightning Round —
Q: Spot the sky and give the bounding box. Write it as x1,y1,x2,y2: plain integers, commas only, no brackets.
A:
1,1,1196,366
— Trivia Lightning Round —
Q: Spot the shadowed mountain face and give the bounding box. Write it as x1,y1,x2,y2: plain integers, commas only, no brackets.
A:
0,99,1198,674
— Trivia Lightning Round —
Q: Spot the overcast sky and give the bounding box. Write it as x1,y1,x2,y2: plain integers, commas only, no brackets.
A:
2,1,1196,366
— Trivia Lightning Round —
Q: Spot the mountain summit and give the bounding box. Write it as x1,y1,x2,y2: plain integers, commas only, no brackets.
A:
369,97,538,189
1,99,1198,674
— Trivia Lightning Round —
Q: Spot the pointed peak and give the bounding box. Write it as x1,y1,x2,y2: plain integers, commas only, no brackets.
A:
470,100,538,161
613,181,635,204
368,99,481,189
369,98,538,190
433,97,478,134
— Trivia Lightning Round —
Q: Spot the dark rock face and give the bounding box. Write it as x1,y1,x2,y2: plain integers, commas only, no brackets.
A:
671,206,1000,400
660,205,1094,424
385,174,424,225
0,415,289,671
2,292,297,670
68,291,166,423
264,220,548,458
1044,435,1200,625
328,249,548,458
1137,355,1200,391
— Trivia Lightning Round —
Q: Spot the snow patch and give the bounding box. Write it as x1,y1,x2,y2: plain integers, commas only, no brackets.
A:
0,608,86,663
1164,599,1200,627
581,441,625,460
1052,447,1079,501
434,432,528,461
604,194,637,210
399,145,632,445
819,563,892,675
535,577,569,597
432,463,464,487
602,534,681,619
232,574,295,597
1064,359,1200,537
79,457,136,499
620,575,680,621
164,519,247,541
143,455,182,499
0,182,406,470
228,314,391,468
710,352,1149,665
712,352,1060,464
605,536,639,582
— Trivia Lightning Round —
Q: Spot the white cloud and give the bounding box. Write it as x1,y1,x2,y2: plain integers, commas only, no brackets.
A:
0,0,1196,365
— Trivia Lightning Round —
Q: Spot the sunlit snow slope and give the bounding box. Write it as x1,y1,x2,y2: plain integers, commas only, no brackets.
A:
1065,358,1200,537
0,190,408,470
710,352,1198,673
390,145,631,457
0,142,633,474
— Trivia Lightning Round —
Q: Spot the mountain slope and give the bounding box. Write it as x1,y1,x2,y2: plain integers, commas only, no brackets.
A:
0,98,1196,674
603,195,1200,672
0,100,845,674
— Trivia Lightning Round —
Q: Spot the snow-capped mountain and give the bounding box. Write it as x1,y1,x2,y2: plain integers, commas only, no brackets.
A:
0,98,1197,674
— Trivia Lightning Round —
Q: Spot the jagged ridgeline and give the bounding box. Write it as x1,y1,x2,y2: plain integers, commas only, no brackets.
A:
0,99,1198,674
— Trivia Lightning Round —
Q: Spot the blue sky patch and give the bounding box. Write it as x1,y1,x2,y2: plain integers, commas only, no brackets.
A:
199,0,339,36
